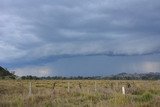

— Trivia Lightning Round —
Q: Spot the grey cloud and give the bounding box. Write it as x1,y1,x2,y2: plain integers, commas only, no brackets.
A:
0,0,160,64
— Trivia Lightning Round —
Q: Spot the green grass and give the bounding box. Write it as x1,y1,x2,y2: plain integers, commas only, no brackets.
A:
0,80,160,107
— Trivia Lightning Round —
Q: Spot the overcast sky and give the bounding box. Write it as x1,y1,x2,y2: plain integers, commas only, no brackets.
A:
0,0,160,76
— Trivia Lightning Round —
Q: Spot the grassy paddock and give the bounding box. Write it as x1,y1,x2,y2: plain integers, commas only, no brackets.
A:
0,80,160,107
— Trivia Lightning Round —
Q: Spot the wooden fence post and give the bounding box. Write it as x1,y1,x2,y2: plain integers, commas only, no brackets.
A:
95,81,97,92
122,86,125,95
68,82,70,93
29,82,32,96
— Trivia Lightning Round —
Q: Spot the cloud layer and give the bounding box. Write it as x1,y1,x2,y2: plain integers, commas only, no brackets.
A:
1,0,160,63
0,0,160,76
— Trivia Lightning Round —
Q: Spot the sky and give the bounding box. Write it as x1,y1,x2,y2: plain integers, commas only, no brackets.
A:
0,0,160,76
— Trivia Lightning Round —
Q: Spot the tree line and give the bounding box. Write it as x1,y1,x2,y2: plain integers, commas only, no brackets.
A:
21,72,160,80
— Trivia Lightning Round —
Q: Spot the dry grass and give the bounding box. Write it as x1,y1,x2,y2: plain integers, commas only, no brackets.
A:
0,80,160,107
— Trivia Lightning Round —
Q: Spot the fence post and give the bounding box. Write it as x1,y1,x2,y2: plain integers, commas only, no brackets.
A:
122,86,125,95
95,81,97,92
29,82,32,96
68,82,70,93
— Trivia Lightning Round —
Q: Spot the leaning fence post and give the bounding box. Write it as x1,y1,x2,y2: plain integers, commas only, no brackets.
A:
67,82,70,93
29,82,32,96
122,86,125,95
95,81,97,92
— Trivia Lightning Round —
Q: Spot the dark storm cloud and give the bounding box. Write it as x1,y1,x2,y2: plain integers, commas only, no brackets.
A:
0,0,160,63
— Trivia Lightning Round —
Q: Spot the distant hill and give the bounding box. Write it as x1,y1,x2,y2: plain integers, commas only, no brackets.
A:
0,66,15,79
106,72,160,80
0,66,11,76
21,72,160,80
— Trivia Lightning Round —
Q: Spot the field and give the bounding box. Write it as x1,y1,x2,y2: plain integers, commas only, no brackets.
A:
0,80,160,107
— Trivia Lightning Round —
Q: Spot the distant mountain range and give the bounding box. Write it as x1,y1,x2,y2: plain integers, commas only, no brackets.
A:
106,72,160,80
0,66,160,80
22,72,160,80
